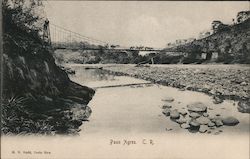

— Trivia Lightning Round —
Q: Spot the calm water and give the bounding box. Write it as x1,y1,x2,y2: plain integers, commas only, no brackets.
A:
68,64,250,136
2,64,249,159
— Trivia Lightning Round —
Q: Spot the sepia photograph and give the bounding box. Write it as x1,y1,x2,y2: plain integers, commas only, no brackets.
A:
1,0,250,159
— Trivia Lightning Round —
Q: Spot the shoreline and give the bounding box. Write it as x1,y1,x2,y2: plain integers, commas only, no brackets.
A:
99,65,249,112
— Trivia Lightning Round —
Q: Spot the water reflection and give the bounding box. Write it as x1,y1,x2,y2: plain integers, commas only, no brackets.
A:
69,66,148,88
71,67,115,82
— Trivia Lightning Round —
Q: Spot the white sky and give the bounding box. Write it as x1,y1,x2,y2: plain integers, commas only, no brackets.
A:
44,1,249,48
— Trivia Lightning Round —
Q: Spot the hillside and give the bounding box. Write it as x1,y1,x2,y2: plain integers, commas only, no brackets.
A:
2,1,95,134
163,19,250,64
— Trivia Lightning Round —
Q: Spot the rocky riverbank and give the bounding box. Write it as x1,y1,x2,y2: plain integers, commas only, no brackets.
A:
162,100,240,134
2,2,95,135
103,65,250,113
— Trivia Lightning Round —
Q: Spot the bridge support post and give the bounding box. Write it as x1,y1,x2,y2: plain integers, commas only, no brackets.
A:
151,58,154,64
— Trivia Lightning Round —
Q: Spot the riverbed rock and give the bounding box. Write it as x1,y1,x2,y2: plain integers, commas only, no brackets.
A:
178,109,187,116
187,102,207,113
222,116,239,126
196,116,210,125
180,123,190,129
199,125,208,133
162,104,172,109
189,112,201,119
189,120,201,131
214,119,224,127
176,117,187,124
237,101,250,113
162,108,171,116
203,113,209,117
170,110,180,119
162,97,175,103
213,96,223,104
208,121,215,127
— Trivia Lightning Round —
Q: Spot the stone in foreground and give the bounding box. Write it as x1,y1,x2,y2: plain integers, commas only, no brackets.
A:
187,102,207,113
222,116,239,126
162,97,175,103
196,116,210,125
189,112,201,119
189,120,201,131
170,110,180,119
199,125,208,133
162,104,172,109
162,108,171,116
180,123,190,129
237,101,250,113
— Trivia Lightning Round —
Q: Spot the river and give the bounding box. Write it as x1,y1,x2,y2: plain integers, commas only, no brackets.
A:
67,64,249,136
2,64,249,159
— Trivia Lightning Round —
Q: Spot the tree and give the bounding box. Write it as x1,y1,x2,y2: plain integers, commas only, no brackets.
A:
3,0,44,33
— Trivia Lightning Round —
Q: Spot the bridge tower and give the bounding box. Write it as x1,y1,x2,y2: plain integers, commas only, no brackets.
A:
43,18,51,46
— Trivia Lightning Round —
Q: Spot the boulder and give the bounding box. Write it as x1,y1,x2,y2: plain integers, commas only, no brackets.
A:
214,119,223,127
178,109,187,116
203,113,209,117
189,120,201,131
199,125,208,133
237,101,250,113
187,102,207,113
170,110,180,119
180,123,190,129
213,96,223,104
222,117,239,126
189,112,201,119
176,117,187,124
196,116,210,125
64,81,95,105
208,121,215,127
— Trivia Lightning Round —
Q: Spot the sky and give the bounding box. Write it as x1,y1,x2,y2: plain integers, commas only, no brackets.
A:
44,1,249,48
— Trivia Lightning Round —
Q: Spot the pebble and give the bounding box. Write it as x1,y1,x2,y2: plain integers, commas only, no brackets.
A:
214,132,220,135
166,128,173,131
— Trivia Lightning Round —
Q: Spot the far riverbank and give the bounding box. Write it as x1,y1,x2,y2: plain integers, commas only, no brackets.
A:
100,64,250,113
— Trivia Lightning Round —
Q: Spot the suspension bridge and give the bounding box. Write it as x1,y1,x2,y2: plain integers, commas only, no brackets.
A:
43,20,162,52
